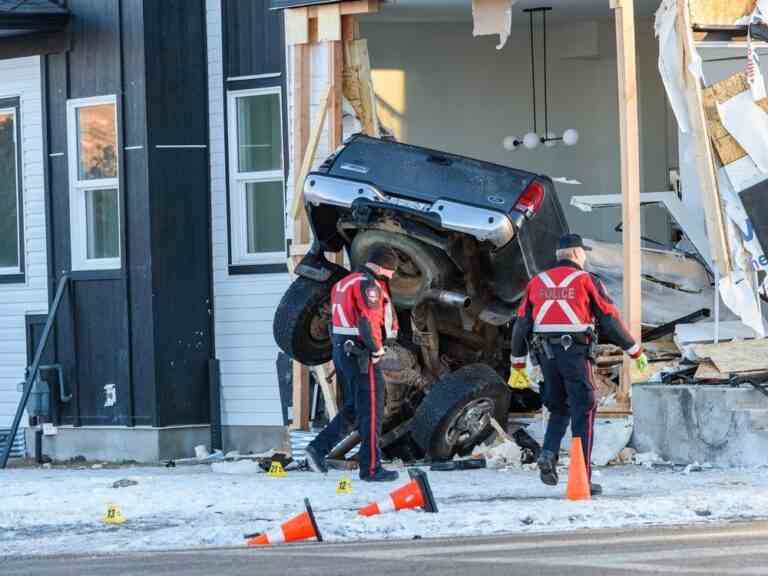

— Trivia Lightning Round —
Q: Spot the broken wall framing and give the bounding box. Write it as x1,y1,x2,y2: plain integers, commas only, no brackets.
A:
283,0,762,426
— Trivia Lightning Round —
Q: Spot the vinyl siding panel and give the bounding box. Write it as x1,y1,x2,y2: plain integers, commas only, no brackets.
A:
207,0,288,427
0,56,48,428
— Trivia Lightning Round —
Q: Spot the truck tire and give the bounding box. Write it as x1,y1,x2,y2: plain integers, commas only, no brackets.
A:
350,229,454,308
273,270,346,366
410,364,511,461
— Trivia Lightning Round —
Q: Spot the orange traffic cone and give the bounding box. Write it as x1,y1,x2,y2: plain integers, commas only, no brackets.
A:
358,468,438,516
246,498,323,546
566,437,591,501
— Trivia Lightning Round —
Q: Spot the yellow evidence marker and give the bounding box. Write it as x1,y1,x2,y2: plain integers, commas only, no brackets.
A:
103,503,125,525
336,474,353,494
267,461,287,478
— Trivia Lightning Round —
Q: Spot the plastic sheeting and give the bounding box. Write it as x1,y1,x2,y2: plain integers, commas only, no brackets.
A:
583,239,734,327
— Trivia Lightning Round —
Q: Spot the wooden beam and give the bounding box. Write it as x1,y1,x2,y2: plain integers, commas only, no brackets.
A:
611,0,642,407
329,35,344,151
317,3,342,42
308,0,379,18
310,364,339,419
287,1,378,45
285,7,309,46
291,359,311,430
290,84,332,220
290,42,312,430
676,0,732,274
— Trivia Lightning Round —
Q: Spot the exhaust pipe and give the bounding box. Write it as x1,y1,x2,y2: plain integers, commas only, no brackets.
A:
424,289,472,309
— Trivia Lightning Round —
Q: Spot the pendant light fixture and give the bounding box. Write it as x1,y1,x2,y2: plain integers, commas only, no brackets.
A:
503,7,579,151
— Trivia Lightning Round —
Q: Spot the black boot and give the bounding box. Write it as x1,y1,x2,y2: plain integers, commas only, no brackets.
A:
537,449,559,486
512,428,541,464
590,482,603,496
305,444,328,474
362,468,399,482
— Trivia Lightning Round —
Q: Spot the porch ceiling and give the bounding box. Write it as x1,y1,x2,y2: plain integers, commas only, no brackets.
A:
368,0,661,23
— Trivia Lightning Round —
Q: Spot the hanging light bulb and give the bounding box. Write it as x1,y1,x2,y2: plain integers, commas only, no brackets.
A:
523,132,540,150
563,129,580,147
502,136,521,151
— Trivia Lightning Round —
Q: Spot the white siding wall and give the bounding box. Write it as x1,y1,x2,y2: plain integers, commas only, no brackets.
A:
207,0,332,427
0,56,48,427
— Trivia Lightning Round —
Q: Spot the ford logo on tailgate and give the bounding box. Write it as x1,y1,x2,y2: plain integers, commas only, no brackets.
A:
487,195,506,205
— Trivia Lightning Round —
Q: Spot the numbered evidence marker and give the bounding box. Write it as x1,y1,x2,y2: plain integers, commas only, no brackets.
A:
336,475,353,494
267,461,287,478
103,503,126,525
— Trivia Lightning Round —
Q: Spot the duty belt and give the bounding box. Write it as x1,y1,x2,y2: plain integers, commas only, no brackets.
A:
538,333,592,347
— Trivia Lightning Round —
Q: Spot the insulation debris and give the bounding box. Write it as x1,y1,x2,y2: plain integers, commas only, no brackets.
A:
471,0,515,50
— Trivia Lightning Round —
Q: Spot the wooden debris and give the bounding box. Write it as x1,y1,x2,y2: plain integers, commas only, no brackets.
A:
702,73,768,167
690,339,768,374
689,0,756,27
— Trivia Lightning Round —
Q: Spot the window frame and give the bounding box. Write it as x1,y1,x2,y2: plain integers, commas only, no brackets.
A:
66,95,121,272
226,86,287,266
0,97,24,281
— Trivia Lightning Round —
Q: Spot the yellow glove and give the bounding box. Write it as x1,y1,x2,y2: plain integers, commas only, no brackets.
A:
508,368,531,390
635,353,649,372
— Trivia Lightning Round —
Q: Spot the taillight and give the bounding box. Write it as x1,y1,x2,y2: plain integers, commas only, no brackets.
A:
514,180,545,218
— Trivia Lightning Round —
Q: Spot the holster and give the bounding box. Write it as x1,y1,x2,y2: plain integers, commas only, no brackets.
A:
532,336,555,361
344,339,371,373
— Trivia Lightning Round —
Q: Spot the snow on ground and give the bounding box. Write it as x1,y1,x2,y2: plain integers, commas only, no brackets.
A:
2,462,768,557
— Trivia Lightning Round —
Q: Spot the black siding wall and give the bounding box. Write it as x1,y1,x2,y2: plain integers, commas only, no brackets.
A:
143,0,213,427
42,0,212,428
45,0,135,426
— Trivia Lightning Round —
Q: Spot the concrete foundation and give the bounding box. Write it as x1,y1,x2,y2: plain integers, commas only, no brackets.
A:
633,384,768,467
221,425,289,455
25,425,290,462
27,425,212,463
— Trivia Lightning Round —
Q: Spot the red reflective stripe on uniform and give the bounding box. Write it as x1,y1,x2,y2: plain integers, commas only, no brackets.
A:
332,326,359,335
369,362,377,477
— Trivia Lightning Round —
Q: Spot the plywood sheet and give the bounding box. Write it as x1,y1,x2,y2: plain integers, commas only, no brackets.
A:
689,0,756,26
317,3,341,42
691,339,768,373
702,73,768,166
285,7,309,45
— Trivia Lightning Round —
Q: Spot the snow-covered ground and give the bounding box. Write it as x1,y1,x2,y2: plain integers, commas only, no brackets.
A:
3,461,768,557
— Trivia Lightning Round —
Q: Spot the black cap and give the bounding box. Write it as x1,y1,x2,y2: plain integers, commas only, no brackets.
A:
368,246,399,271
558,233,592,251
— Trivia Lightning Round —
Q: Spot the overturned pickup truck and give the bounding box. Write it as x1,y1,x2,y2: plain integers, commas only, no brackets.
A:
274,135,569,461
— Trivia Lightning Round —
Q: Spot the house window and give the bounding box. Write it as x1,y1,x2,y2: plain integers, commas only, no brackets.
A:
227,87,286,265
66,96,121,271
0,99,23,279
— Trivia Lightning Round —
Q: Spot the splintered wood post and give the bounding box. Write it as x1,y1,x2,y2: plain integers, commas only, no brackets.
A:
343,37,379,136
676,0,732,274
611,0,641,409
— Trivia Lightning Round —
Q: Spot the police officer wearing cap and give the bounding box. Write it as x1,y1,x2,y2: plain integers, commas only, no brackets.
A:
510,234,648,495
305,247,401,482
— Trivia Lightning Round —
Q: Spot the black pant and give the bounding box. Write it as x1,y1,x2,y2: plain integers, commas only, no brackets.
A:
538,343,597,479
309,336,385,479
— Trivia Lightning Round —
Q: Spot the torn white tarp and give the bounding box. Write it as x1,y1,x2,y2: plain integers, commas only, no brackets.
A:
718,90,768,173
472,0,515,50
655,0,690,133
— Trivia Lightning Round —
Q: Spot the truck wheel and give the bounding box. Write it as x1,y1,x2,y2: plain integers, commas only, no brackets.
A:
350,229,455,308
273,271,345,366
410,364,511,461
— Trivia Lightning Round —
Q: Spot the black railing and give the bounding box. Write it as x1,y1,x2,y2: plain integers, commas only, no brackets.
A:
0,274,69,469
